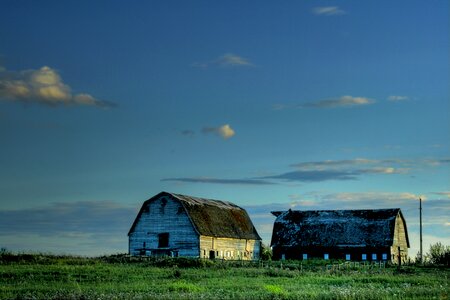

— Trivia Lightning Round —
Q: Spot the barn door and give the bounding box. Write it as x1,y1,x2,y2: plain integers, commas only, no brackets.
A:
209,250,215,259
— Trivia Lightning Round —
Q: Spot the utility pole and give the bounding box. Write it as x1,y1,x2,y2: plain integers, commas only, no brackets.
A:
419,197,423,264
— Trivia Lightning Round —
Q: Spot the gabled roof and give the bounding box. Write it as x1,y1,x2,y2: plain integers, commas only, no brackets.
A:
270,208,409,248
128,191,261,240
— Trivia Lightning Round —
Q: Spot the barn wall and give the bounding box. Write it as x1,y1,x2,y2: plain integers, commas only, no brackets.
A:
129,196,199,256
199,236,261,260
391,213,409,263
273,246,392,261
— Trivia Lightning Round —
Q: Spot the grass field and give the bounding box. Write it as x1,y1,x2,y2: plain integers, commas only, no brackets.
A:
0,254,448,299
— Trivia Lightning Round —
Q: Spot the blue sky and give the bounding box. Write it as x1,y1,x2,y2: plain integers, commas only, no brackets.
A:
0,1,448,256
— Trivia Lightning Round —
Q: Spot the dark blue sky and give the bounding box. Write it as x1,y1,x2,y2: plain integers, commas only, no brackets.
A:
0,0,448,255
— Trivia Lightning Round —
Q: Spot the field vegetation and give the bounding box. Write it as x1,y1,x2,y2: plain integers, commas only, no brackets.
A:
0,251,448,299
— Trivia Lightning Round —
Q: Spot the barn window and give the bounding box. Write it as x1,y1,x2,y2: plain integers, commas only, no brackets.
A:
372,253,377,261
382,253,388,260
346,254,351,261
324,253,329,260
143,242,146,248
158,233,169,248
362,254,367,261
159,198,167,214
303,254,308,260
281,254,286,260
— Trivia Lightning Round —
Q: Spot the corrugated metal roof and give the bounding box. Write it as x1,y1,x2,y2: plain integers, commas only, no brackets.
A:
270,208,409,248
129,192,261,240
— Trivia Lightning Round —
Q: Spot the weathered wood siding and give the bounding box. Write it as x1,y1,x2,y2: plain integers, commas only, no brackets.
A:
129,196,199,256
199,236,261,260
391,213,408,263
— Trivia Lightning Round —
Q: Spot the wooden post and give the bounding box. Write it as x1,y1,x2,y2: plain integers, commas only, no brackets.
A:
419,198,423,264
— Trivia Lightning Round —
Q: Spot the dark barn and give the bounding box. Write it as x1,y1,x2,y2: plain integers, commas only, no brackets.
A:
270,208,409,263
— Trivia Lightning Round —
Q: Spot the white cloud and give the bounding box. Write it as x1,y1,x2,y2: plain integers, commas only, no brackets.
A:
202,124,235,139
296,95,375,109
192,53,254,68
218,124,235,139
0,66,115,108
388,95,409,101
312,6,346,16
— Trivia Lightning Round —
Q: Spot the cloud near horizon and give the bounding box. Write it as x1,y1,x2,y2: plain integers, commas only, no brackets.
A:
0,66,116,108
192,53,254,68
161,157,448,186
0,192,448,256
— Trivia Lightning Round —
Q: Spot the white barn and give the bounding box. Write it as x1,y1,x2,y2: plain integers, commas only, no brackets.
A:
128,192,261,260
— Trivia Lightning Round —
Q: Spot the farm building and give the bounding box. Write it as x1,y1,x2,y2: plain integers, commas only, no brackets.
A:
270,208,409,263
128,191,262,260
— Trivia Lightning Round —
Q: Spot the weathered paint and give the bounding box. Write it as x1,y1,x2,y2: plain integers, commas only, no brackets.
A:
199,236,261,260
391,212,409,263
129,195,199,256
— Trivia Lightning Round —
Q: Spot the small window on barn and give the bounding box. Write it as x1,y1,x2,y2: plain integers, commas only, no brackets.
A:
302,254,308,260
159,198,167,214
382,253,388,260
324,253,329,260
372,253,377,261
362,254,367,261
346,254,351,261
158,233,169,248
143,242,146,248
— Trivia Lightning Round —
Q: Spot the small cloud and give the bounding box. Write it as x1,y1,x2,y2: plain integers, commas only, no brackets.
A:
0,65,115,108
181,130,195,137
388,95,409,102
263,170,359,182
161,177,274,185
302,95,375,108
312,6,346,16
202,124,235,139
431,191,450,199
192,53,254,69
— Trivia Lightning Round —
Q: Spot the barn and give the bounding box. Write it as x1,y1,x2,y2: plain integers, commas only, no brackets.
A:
128,191,262,260
270,208,409,263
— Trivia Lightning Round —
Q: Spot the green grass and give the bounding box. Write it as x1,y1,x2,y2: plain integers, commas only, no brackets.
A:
0,255,448,299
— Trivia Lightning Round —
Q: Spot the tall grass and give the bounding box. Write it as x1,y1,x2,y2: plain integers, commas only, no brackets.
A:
0,253,448,299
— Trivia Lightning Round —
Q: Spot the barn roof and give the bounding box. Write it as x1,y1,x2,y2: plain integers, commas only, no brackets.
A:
270,208,409,248
128,192,261,240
